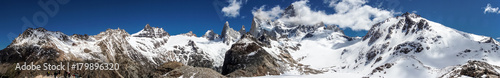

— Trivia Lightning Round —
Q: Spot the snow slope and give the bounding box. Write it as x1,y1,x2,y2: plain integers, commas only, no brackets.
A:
260,12,500,78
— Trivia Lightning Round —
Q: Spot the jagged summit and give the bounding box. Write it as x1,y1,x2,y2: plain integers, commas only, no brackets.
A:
400,12,421,18
239,25,246,36
132,24,170,38
220,21,241,44
12,27,70,46
282,4,296,18
325,25,344,34
180,31,197,37
202,30,220,40
363,12,432,44
221,21,230,38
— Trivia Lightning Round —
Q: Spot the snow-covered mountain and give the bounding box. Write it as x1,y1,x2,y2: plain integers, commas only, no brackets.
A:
0,24,234,77
221,21,242,44
282,12,500,78
1,9,499,78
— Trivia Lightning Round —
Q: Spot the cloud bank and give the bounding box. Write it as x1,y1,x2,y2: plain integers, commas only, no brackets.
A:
222,0,242,18
484,3,500,14
252,0,394,31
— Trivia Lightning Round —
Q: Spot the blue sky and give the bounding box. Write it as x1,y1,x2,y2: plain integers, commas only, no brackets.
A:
0,0,499,49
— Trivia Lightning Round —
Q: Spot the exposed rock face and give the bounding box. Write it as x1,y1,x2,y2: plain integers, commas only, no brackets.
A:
363,12,431,45
180,31,197,37
239,25,246,36
71,34,91,41
1,28,75,63
282,4,297,18
131,24,170,38
392,42,423,54
202,30,220,40
166,40,219,72
441,60,500,78
221,34,285,77
12,28,70,46
250,6,333,40
325,25,344,34
221,21,241,44
249,17,261,37
94,29,157,78
0,28,158,78
0,45,63,63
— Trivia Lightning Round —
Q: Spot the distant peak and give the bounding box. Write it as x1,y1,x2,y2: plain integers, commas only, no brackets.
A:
187,31,194,34
181,31,197,37
400,12,421,18
282,4,297,18
240,25,245,30
145,24,151,28
202,29,220,40
25,27,48,32
132,24,169,38
143,24,154,31
20,27,55,37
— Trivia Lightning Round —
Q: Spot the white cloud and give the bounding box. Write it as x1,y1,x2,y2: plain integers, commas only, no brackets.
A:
496,37,500,40
253,0,394,31
484,3,500,14
222,0,242,18
412,10,417,13
252,5,284,21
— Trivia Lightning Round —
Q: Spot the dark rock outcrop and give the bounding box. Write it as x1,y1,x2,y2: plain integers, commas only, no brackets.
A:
441,60,500,78
393,42,424,54
221,34,284,77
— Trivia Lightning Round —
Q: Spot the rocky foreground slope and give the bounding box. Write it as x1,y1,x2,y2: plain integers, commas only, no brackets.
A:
0,4,499,78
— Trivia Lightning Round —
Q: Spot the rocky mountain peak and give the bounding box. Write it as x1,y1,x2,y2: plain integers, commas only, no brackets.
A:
222,33,285,77
143,24,153,30
181,31,197,37
93,28,129,40
221,21,230,37
19,28,54,37
249,17,262,37
132,24,170,38
400,12,421,19
102,28,129,35
239,25,246,36
202,30,220,40
282,4,296,18
220,21,241,43
12,27,70,45
325,25,344,34
71,34,91,41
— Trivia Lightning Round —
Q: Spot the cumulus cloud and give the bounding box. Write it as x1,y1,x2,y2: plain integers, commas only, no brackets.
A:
222,0,242,17
252,0,394,31
484,3,500,14
252,5,284,21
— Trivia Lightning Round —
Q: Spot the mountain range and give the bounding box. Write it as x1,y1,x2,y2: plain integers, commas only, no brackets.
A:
1,4,499,78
